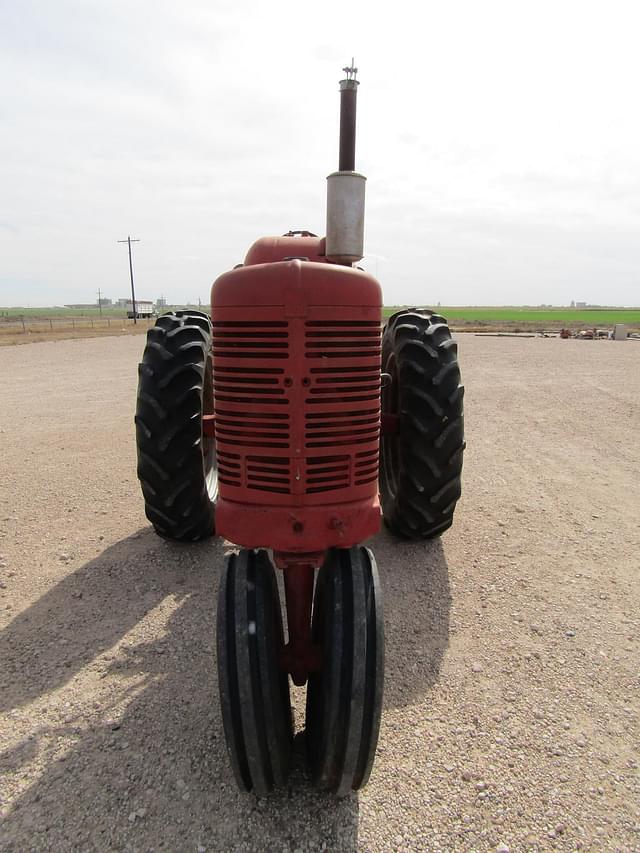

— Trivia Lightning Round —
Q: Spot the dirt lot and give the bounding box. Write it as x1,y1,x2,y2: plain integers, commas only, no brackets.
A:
0,334,638,852
0,320,152,347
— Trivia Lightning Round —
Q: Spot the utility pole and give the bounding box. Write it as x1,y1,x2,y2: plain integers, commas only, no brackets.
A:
117,235,141,324
97,287,103,318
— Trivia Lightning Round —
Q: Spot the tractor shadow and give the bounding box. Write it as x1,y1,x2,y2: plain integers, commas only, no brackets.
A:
369,529,451,709
0,530,359,853
0,528,220,714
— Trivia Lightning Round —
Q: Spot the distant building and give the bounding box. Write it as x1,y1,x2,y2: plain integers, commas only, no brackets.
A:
576,301,587,309
156,297,167,308
97,297,112,306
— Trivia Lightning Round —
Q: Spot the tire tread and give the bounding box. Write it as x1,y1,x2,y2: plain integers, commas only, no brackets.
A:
380,309,465,539
135,311,216,541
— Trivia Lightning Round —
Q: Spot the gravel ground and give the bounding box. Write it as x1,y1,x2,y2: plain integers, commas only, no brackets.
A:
0,333,638,853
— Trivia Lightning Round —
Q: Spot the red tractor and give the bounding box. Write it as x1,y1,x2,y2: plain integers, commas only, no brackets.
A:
135,65,464,796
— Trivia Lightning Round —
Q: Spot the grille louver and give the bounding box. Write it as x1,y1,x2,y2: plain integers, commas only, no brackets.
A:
212,321,288,361
304,321,381,464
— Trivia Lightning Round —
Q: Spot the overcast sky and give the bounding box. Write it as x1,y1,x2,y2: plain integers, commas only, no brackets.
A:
1,0,639,307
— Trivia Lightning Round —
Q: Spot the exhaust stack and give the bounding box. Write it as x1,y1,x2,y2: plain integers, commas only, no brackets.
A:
325,61,366,265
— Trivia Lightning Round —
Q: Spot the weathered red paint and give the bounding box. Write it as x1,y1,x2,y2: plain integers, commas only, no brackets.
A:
202,414,216,437
211,258,382,553
244,235,328,266
279,558,320,685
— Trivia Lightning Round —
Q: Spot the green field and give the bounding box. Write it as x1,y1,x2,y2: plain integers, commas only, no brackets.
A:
383,306,640,328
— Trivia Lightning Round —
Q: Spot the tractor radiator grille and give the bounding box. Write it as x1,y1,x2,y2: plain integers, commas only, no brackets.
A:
354,447,379,486
304,320,381,360
305,454,350,494
212,321,288,362
214,408,290,448
303,321,380,492
304,407,380,448
212,318,381,500
246,456,291,494
305,321,380,480
216,449,241,488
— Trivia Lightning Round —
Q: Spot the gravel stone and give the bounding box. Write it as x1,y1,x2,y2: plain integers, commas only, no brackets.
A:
0,334,638,852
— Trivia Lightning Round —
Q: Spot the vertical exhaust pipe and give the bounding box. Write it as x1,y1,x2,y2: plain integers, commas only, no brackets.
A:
339,67,358,171
326,61,366,265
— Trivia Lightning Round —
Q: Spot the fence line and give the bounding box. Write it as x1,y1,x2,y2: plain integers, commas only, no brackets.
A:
0,316,156,336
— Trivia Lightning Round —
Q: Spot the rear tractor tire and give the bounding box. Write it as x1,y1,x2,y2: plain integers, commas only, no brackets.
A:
135,310,217,541
380,309,465,540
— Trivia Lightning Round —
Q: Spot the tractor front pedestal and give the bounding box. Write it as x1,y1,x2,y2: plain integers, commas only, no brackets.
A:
216,545,384,796
276,553,323,686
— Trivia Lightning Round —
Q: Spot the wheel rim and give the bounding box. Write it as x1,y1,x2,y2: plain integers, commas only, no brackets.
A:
203,440,218,502
203,351,219,503
381,352,400,500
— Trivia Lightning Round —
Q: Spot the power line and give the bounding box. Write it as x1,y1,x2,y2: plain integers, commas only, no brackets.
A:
117,235,141,324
